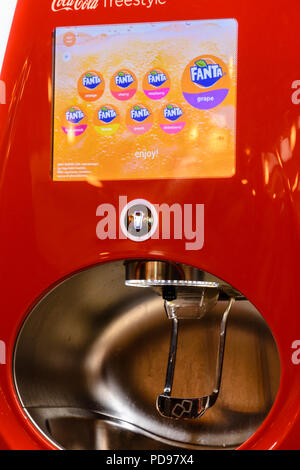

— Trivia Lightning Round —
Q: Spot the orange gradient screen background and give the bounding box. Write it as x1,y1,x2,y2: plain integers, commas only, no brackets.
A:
52,20,238,181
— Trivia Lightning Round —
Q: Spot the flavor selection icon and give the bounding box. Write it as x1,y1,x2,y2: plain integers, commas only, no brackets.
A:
181,55,230,110
126,104,153,135
160,103,186,134
143,68,170,100
94,105,120,136
78,71,105,101
61,106,88,137
111,70,138,101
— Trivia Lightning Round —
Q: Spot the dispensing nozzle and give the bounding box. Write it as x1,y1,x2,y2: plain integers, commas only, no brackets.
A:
157,297,235,419
125,260,242,420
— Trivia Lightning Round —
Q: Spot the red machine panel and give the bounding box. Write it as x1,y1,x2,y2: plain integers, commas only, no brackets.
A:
0,0,300,450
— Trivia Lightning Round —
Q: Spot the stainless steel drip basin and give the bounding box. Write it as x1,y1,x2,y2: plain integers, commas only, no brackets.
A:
13,260,280,450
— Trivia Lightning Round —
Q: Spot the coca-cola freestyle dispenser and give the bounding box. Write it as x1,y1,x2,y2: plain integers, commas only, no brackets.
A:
0,0,300,451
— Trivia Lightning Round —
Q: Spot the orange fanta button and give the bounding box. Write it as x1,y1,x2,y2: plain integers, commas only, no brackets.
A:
78,71,105,102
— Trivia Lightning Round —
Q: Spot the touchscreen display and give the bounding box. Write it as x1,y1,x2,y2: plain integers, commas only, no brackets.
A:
52,19,238,181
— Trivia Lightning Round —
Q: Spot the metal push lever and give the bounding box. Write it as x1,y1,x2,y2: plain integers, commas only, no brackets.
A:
157,297,235,419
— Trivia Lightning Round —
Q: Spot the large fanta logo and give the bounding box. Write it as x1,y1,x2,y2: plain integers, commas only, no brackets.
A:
163,104,183,122
115,71,135,89
82,72,102,90
66,107,85,124
131,105,150,122
98,106,117,124
190,59,223,88
182,55,230,110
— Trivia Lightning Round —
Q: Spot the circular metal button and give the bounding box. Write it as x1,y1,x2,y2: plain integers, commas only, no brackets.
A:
120,199,158,242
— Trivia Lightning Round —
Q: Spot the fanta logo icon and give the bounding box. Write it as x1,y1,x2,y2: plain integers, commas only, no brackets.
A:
148,70,167,88
111,70,137,101
83,73,101,89
98,107,117,123
131,106,150,122
66,107,85,124
190,59,223,88
182,55,229,110
143,68,170,100
127,105,153,134
164,104,183,121
52,0,99,12
115,72,134,89
78,71,104,101
94,105,120,135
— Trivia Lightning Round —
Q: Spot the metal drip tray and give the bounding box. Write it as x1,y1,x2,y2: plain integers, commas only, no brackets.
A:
13,261,280,450
28,408,199,450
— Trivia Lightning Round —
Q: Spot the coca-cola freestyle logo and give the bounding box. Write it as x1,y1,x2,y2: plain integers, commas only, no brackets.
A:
52,0,167,11
52,0,99,11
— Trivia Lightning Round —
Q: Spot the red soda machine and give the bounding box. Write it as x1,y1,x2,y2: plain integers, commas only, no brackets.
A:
0,0,299,451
